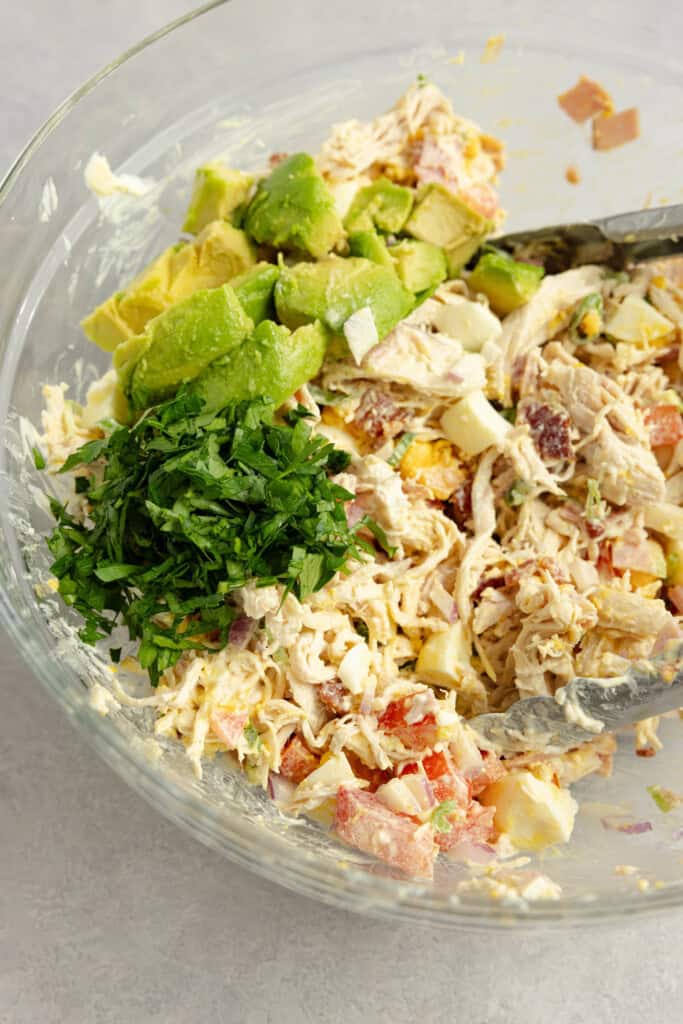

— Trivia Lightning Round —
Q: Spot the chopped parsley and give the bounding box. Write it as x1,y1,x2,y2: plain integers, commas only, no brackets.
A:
505,479,529,508
585,478,605,521
430,799,458,834
32,446,46,470
387,431,416,468
647,784,682,813
44,392,387,684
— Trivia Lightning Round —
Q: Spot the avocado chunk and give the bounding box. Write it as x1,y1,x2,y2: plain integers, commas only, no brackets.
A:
388,239,447,294
182,163,253,234
82,222,255,351
344,177,414,234
244,153,344,259
468,250,544,316
348,231,394,269
405,184,493,278
123,285,253,411
190,320,328,411
274,257,413,342
230,262,279,324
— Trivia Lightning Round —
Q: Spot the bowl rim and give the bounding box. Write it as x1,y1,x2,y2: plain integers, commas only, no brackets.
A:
2,0,683,928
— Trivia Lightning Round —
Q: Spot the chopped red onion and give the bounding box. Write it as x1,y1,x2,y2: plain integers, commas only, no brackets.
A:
446,840,497,864
601,816,653,835
346,499,365,528
229,616,255,648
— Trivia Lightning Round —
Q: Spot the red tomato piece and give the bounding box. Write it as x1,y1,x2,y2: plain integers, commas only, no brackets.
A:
210,710,249,749
279,735,319,784
646,405,683,448
334,786,437,879
436,801,496,853
378,699,439,750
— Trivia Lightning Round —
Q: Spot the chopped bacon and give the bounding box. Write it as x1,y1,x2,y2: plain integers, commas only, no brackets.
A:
279,735,320,783
334,785,437,878
414,135,464,192
458,182,500,220
351,388,410,446
521,400,572,461
667,585,683,615
345,751,391,793
436,801,496,853
472,574,506,602
635,746,656,758
592,108,640,151
210,710,249,749
422,750,470,806
645,405,683,448
378,698,439,751
319,679,352,715
558,76,612,123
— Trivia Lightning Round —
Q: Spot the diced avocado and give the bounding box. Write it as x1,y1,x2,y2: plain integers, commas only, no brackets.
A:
230,262,279,324
274,257,413,342
168,221,255,299
388,239,447,294
190,320,328,411
245,153,344,259
82,223,255,351
405,184,492,278
348,231,394,269
344,177,414,234
468,250,544,317
182,163,253,234
124,285,253,411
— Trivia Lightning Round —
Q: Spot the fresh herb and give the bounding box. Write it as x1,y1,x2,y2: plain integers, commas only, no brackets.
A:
585,478,605,521
353,618,370,641
43,393,384,684
307,384,349,407
32,447,46,470
387,431,416,468
500,406,517,424
430,799,458,834
416,72,430,88
505,479,529,508
570,293,603,343
243,722,259,748
647,784,682,813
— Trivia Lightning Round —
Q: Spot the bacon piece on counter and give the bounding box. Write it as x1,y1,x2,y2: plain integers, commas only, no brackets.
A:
592,108,640,151
558,76,613,122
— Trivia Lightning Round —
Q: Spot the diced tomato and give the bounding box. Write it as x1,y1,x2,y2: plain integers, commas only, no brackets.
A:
401,750,470,806
378,698,439,751
422,750,450,780
345,751,392,793
334,785,437,879
319,679,351,715
279,735,319,784
592,108,640,151
351,387,410,446
210,710,249,749
436,800,496,853
646,405,683,448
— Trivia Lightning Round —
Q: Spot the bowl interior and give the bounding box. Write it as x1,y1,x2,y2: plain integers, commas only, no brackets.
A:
2,0,683,925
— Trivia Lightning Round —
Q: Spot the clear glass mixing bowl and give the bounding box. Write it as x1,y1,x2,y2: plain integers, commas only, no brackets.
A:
2,0,683,927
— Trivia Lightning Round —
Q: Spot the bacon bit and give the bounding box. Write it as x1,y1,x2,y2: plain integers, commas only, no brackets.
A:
667,585,683,615
268,152,289,168
350,388,410,447
319,679,352,715
459,182,500,219
480,34,505,64
558,76,613,123
565,164,581,185
592,108,640,151
472,574,506,602
446,479,473,529
378,698,439,750
279,735,320,783
645,405,683,448
334,786,437,879
636,747,657,758
210,710,249,749
345,751,391,793
521,401,573,461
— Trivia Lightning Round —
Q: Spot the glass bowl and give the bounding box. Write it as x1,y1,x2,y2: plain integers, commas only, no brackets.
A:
2,0,683,927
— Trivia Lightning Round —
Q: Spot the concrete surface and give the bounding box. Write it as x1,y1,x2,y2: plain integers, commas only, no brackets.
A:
1,3,682,1022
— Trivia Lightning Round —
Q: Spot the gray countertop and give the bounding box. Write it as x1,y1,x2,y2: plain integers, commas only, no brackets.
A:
1,4,682,1022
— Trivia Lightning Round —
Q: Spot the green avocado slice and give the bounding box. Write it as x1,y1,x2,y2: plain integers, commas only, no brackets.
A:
189,320,328,411
468,250,544,316
344,177,414,234
123,285,253,411
230,262,280,324
405,184,493,277
245,153,344,259
388,239,447,293
274,256,413,342
348,231,394,269
82,221,255,351
182,163,253,234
